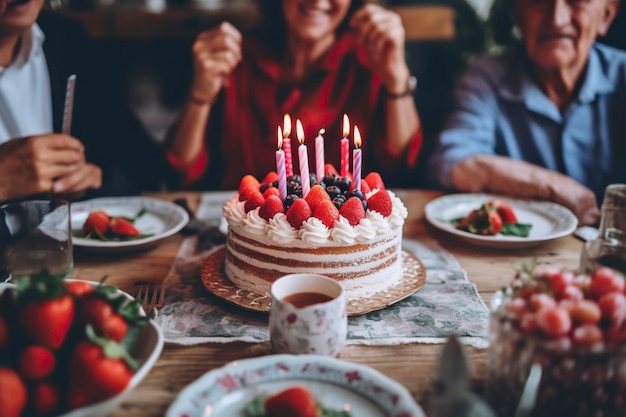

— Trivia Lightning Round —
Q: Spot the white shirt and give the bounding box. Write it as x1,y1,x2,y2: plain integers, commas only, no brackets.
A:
0,24,53,144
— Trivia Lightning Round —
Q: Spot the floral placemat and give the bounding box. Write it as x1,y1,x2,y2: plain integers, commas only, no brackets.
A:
156,192,489,348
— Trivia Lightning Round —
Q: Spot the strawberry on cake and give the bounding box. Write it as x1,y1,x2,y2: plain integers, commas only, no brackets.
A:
222,164,408,301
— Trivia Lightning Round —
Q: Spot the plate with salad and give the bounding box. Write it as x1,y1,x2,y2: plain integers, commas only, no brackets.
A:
425,194,578,249
71,197,188,253
166,354,424,417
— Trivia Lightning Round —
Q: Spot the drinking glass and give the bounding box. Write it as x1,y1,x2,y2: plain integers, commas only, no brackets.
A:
0,200,73,282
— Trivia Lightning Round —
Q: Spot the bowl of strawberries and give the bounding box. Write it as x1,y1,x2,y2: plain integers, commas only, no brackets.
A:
0,272,164,417
487,264,626,417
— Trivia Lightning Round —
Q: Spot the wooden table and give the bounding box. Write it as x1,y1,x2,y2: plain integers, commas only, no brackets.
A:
72,190,584,416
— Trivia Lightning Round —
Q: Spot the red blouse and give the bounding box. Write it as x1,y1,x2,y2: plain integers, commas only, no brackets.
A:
171,32,422,190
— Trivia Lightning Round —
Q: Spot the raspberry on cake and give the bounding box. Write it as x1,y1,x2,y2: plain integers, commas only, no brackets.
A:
222,164,408,301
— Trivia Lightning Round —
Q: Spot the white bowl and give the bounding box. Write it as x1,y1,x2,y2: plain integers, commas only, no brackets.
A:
0,280,164,417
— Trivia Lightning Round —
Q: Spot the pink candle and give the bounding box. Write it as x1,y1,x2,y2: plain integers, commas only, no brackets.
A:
340,114,350,177
276,126,287,201
315,128,325,183
283,114,293,177
353,126,362,192
296,119,310,198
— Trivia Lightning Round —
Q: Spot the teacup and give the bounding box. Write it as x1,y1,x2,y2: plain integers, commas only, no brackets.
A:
269,273,347,356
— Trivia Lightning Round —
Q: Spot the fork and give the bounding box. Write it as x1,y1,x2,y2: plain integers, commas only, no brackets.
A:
133,281,165,319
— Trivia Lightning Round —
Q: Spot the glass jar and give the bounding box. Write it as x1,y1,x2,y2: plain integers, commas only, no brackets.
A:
486,289,626,417
581,184,626,275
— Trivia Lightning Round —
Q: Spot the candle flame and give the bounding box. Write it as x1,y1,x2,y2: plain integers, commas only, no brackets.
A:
283,114,292,137
319,128,325,136
296,119,305,144
354,125,362,148
342,114,350,137
277,126,283,149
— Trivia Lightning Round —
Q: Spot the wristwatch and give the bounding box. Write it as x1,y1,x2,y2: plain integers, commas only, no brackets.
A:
383,75,417,99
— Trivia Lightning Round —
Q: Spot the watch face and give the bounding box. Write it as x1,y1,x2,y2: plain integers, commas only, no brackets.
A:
408,75,417,92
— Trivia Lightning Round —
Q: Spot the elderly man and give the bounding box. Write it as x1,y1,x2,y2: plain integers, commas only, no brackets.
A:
428,0,624,225
0,0,171,202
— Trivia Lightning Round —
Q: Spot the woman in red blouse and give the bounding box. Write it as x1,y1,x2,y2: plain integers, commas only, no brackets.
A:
167,0,422,190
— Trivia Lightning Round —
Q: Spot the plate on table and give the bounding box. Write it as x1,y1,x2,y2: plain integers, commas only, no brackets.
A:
166,354,425,417
71,197,189,253
424,193,578,249
200,246,427,316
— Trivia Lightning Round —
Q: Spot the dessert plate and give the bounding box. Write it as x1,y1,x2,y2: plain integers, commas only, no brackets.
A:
71,197,189,253
425,193,578,249
166,354,425,417
201,246,426,316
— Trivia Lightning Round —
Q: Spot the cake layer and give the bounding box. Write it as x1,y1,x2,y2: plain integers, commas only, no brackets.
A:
225,228,403,300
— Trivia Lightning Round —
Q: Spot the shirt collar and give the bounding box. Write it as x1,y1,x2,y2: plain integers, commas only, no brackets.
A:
249,31,358,81
497,43,614,121
11,23,46,69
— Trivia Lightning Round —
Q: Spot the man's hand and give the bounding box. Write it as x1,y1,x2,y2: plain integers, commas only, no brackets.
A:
547,177,600,226
189,22,242,104
52,162,102,200
349,4,410,95
0,134,100,201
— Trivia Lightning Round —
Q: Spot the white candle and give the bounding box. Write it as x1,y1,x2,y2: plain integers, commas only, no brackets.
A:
315,128,325,183
296,119,310,198
283,114,293,177
276,126,287,201
353,126,362,192
340,114,349,177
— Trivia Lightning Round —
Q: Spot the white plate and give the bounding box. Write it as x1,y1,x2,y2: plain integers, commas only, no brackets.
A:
71,197,189,253
425,193,578,249
166,354,425,417
0,279,164,417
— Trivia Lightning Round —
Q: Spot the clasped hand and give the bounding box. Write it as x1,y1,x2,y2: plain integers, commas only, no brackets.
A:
0,134,101,201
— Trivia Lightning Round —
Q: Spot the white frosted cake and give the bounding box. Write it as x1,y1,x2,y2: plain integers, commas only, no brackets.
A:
222,170,407,300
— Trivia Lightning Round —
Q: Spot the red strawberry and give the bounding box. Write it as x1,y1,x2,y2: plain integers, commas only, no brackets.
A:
259,195,284,221
305,184,331,212
65,280,94,297
83,210,109,236
18,294,74,350
367,190,393,217
340,196,366,226
263,186,280,199
487,200,518,223
19,345,55,381
238,174,260,194
239,175,261,202
286,199,312,228
68,339,134,409
109,218,140,237
313,199,339,228
364,172,385,191
244,192,265,213
0,368,27,417
32,382,59,416
265,386,318,417
262,171,278,184
324,163,339,176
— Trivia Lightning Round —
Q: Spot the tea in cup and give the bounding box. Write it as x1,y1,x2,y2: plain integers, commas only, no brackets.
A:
269,273,347,356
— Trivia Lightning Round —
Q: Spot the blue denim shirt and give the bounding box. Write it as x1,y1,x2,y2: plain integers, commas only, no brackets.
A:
429,43,626,203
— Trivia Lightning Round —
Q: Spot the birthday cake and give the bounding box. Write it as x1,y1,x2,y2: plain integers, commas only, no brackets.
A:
222,166,407,300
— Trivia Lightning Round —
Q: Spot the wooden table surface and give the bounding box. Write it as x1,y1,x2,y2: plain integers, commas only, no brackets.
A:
72,190,584,416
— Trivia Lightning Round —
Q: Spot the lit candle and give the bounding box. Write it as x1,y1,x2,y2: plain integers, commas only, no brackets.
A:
276,126,287,201
353,126,362,192
296,119,310,198
340,114,350,177
283,114,293,177
315,128,325,183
